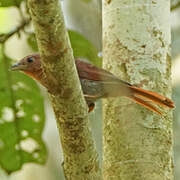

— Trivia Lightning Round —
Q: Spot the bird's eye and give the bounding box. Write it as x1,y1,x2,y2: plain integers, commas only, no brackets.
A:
27,57,34,63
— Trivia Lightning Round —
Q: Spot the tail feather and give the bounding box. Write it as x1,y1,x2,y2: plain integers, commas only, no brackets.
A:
129,86,175,108
127,85,175,115
128,95,162,115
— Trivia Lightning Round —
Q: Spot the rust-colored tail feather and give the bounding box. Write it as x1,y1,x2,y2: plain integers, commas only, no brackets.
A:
128,95,162,115
127,85,175,115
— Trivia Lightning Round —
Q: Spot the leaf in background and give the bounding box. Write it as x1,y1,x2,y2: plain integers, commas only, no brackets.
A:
27,30,102,67
27,33,38,52
80,0,92,3
68,30,102,67
0,48,47,174
0,0,24,7
172,85,180,180
172,28,180,59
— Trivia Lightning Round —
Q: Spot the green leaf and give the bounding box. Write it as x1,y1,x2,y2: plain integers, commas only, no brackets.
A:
68,30,102,67
0,48,47,174
0,0,24,7
27,31,102,67
27,33,38,52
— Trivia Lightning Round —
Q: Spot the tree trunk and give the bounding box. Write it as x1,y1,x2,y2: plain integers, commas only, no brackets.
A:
102,0,173,179
28,0,101,179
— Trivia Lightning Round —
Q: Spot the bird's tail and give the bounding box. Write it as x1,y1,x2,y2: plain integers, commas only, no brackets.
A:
127,86,175,115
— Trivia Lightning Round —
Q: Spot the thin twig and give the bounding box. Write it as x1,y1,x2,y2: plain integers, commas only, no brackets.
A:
0,18,31,44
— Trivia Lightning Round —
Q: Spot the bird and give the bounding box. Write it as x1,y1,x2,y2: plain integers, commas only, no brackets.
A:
11,54,175,115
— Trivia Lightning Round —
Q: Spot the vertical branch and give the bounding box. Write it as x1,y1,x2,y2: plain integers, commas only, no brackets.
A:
27,0,101,179
103,0,173,179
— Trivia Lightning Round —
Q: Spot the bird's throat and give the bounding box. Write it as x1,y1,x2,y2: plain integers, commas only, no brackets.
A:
23,70,43,83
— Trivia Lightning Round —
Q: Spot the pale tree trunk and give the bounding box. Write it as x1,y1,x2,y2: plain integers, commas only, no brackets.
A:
103,0,173,179
28,0,101,179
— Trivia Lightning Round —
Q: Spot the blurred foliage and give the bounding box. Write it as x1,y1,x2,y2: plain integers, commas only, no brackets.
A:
0,48,47,173
0,0,24,7
68,30,102,67
27,33,38,52
173,85,180,179
171,8,180,179
172,27,180,59
0,1,101,173
80,0,92,3
27,30,102,67
171,0,180,10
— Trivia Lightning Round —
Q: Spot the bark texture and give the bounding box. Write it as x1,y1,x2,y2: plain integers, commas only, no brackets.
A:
103,0,173,179
28,0,101,179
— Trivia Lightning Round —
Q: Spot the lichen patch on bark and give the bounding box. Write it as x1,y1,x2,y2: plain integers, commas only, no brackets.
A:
103,0,173,179
28,0,101,179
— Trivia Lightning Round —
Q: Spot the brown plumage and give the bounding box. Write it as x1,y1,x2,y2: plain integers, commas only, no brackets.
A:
11,54,175,115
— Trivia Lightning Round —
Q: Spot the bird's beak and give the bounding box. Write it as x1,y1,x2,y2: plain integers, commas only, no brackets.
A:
11,63,27,71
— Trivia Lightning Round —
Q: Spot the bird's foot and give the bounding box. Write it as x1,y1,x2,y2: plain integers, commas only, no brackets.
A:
88,102,95,113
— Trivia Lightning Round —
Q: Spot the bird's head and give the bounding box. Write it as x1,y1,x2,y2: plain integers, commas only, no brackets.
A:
11,54,42,81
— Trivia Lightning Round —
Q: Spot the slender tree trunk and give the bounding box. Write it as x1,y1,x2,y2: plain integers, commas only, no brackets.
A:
103,0,173,179
28,0,101,179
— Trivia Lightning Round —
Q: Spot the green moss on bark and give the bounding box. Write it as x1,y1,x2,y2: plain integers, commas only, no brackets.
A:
28,0,101,179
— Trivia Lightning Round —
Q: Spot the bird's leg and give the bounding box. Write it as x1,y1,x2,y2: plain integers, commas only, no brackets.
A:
84,94,97,113
88,102,95,113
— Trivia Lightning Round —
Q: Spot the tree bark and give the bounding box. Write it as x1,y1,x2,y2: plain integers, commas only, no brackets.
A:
103,0,173,179
27,0,101,179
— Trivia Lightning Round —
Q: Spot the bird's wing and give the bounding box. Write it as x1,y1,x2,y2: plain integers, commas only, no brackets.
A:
75,59,131,85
